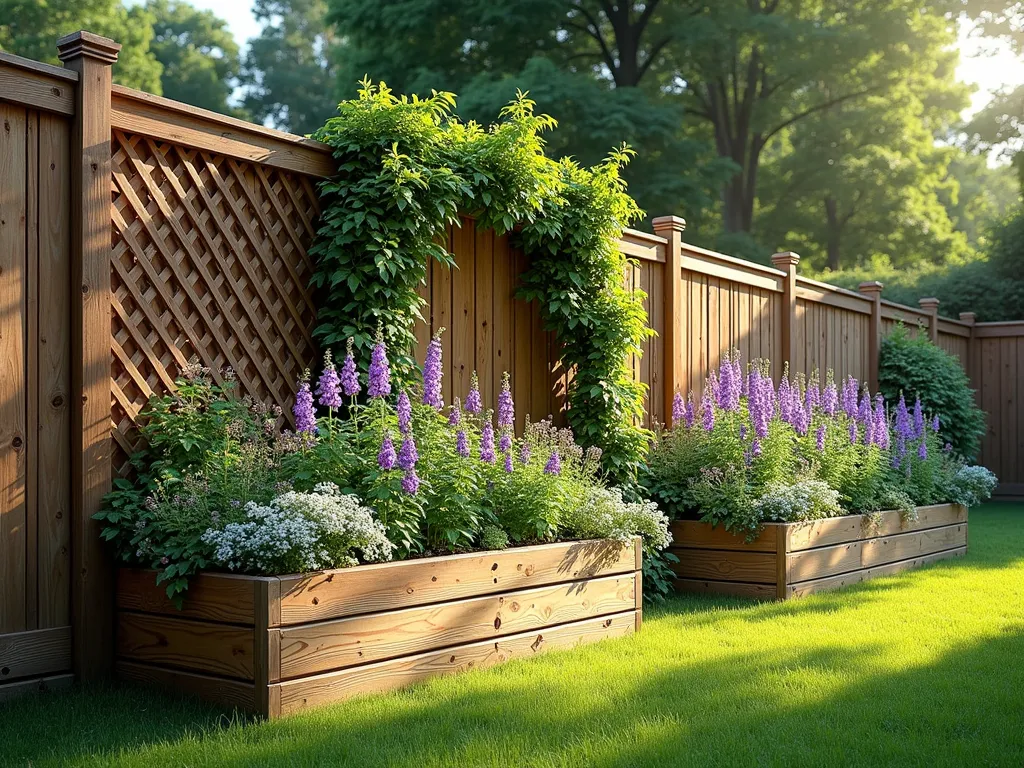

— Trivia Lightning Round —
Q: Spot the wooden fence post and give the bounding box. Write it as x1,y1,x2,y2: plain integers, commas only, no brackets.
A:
651,216,686,424
919,297,940,342
770,252,800,375
57,30,120,680
857,281,883,392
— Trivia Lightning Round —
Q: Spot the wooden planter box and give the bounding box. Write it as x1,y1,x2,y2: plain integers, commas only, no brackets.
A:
115,537,642,718
670,503,967,600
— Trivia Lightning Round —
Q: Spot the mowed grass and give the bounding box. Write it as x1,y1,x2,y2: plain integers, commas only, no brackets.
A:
2,504,1023,768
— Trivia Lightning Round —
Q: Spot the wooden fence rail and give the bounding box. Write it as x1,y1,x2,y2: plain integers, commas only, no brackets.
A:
0,34,1021,698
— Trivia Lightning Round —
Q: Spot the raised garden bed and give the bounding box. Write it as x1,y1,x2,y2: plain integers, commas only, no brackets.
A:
670,503,967,600
115,537,642,718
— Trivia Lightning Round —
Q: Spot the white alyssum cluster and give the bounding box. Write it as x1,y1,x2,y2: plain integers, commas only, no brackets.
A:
562,486,671,550
752,479,843,523
948,465,998,507
202,483,393,575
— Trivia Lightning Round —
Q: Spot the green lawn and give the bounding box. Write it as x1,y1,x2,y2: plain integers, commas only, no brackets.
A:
3,503,1023,768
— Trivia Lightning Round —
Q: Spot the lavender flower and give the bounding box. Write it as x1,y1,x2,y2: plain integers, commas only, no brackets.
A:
402,468,420,495
422,328,445,409
873,394,889,449
367,333,391,399
448,398,462,427
397,391,412,434
397,434,418,471
717,354,739,411
842,376,859,418
315,351,342,409
378,432,396,470
683,396,695,429
816,424,826,452
340,338,360,398
293,375,316,434
895,394,912,440
499,432,512,453
464,371,482,414
913,398,924,439
805,376,821,412
849,421,858,444
792,394,808,436
917,439,928,460
822,379,839,416
504,452,514,473
544,451,561,475
480,417,496,463
778,376,792,423
701,388,715,432
519,441,531,464
672,392,685,424
456,430,469,458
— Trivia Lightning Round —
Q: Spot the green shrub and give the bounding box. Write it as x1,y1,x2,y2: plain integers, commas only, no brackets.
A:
878,325,985,460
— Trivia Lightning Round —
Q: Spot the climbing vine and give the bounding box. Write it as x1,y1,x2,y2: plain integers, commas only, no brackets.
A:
310,80,651,481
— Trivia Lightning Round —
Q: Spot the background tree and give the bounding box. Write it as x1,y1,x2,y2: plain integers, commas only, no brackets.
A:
240,0,341,135
145,0,242,115
0,0,162,92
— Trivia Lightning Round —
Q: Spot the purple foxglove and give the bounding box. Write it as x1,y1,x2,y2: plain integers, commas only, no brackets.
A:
672,391,685,424
842,376,859,418
816,424,826,452
448,398,462,427
544,450,561,475
397,391,412,434
293,378,317,434
422,328,445,409
873,394,889,449
848,421,857,444
499,432,512,453
684,396,695,429
456,430,469,458
402,468,420,495
497,372,515,428
917,439,928,460
464,371,482,414
315,351,342,409
397,434,418,470
895,395,911,440
778,377,792,423
480,418,496,463
913,398,924,438
504,452,514,473
806,378,820,411
822,381,838,416
701,388,715,431
367,336,391,398
717,357,733,410
378,432,396,470
340,338,360,398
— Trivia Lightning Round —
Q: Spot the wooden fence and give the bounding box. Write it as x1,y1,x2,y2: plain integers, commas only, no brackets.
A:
0,32,1022,697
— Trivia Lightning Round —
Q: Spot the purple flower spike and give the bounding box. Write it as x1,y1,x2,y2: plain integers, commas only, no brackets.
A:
842,376,859,418
480,417,495,463
519,441,531,464
422,328,445,409
499,432,512,453
740,425,748,440
895,394,911,440
293,377,317,434
397,434,418,470
448,398,462,427
378,432,396,470
340,339,360,398
932,415,940,432
456,430,469,458
858,391,873,444
315,351,342,409
943,442,952,454
873,394,889,449
778,377,792,423
504,452,514,473
672,392,685,424
848,421,858,444
367,334,391,399
397,391,412,434
917,439,928,460
544,451,561,475
822,381,838,416
464,371,482,414
816,424,826,452
402,468,420,495
913,398,924,439
751,437,762,458
701,388,715,431
683,396,695,429
497,372,515,429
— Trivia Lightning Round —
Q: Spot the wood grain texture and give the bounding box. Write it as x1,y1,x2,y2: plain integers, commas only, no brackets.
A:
670,520,777,552
0,672,73,703
278,538,638,625
275,610,637,716
117,569,258,625
0,63,76,115
670,549,778,584
116,612,255,680
672,579,777,600
116,661,256,712
279,573,637,678
0,626,71,682
787,505,967,552
787,547,967,598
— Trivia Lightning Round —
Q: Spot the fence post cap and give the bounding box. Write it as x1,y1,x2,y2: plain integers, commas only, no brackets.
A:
857,281,883,295
56,31,121,64
651,215,686,233
959,312,977,324
770,251,800,268
918,297,940,310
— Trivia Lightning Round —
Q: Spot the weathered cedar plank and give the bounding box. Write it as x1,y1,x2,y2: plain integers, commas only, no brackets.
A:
116,569,258,625
787,547,967,598
279,572,637,678
278,538,637,625
0,64,76,115
671,549,777,584
0,626,71,681
275,610,637,716
670,520,777,552
116,661,257,713
451,216,476,400
787,504,967,552
116,612,256,680
672,579,776,600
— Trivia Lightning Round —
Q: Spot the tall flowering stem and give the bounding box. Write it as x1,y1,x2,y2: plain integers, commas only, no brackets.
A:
340,338,360,399
464,371,482,414
480,413,496,464
497,371,514,429
422,327,445,410
397,391,412,435
367,327,392,399
293,371,317,435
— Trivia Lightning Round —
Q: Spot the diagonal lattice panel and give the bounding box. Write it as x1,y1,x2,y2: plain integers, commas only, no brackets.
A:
110,130,319,475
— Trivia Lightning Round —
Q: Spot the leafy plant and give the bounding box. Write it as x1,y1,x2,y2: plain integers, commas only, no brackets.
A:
310,80,651,482
879,324,986,460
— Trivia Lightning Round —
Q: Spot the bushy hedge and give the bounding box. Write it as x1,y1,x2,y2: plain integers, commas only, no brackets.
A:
878,325,985,460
